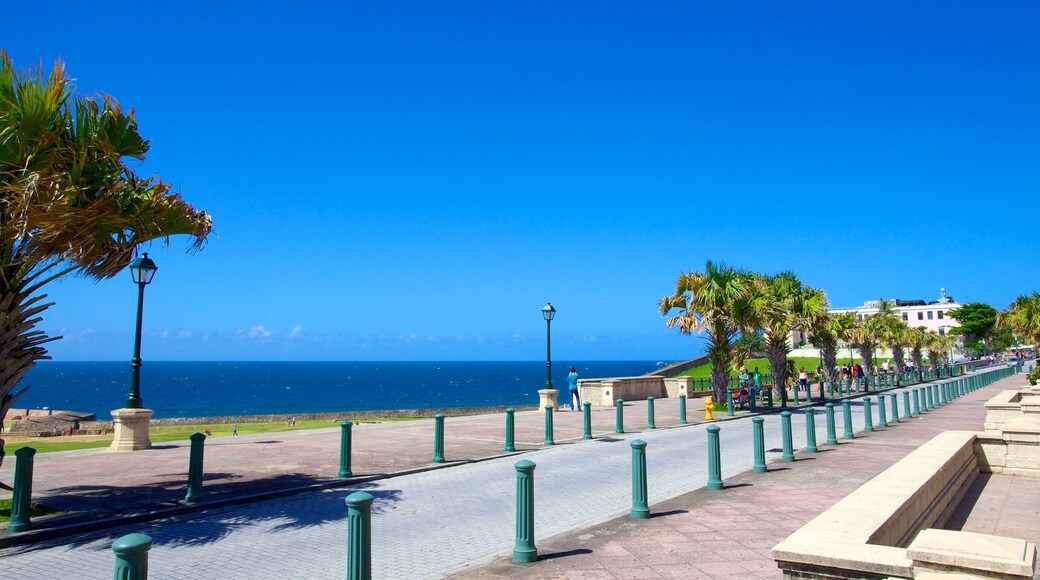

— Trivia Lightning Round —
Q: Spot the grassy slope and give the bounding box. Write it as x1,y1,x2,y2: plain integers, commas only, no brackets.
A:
673,356,866,379
1,417,419,455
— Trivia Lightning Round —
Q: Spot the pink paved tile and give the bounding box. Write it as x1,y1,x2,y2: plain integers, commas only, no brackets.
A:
455,374,1033,579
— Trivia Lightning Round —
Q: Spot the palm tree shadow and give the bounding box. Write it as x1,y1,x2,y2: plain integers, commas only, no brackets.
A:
23,472,403,550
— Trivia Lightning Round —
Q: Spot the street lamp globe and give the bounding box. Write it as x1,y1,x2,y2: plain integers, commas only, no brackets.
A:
542,302,556,322
129,253,158,285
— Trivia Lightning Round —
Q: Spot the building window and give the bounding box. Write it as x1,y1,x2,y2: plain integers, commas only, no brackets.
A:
927,311,933,320
902,313,908,321
939,328,945,335
918,312,924,320
938,311,944,319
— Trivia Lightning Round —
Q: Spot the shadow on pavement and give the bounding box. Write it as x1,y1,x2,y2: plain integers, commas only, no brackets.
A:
23,476,403,550
539,548,593,561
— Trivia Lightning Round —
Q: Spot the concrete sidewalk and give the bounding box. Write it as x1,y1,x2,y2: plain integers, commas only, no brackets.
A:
458,372,1039,579
0,369,1029,579
0,386,800,537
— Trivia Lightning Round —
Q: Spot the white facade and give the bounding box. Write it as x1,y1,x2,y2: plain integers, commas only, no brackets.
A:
830,288,961,336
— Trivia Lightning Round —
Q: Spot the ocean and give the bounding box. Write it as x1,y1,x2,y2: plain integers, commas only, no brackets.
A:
14,361,663,419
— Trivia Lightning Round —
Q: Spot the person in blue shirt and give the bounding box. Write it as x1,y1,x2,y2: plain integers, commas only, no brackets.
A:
568,367,581,411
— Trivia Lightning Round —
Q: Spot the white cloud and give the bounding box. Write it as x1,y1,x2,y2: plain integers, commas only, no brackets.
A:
248,325,273,339
289,325,303,339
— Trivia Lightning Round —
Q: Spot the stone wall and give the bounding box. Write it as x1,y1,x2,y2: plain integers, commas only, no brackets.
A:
75,404,539,430
579,376,668,407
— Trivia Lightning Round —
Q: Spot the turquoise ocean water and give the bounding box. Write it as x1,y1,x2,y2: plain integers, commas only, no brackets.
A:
15,361,662,419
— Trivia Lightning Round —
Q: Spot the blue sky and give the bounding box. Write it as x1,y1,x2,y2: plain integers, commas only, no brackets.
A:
4,1,1038,361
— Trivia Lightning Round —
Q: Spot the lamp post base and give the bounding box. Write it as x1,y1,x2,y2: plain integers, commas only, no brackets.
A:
110,408,154,452
538,389,559,411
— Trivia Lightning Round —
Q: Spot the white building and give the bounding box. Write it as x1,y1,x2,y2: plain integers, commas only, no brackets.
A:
830,288,961,336
789,289,963,354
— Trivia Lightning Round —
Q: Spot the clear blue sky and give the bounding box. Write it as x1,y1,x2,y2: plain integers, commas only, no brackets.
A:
5,1,1038,361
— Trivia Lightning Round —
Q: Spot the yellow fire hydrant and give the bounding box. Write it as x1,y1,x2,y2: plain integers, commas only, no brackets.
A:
704,397,715,421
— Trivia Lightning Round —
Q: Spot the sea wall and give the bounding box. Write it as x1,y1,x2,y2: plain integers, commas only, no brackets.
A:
72,403,541,429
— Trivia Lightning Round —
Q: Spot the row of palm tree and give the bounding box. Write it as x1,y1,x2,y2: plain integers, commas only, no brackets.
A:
658,261,960,406
998,292,1040,350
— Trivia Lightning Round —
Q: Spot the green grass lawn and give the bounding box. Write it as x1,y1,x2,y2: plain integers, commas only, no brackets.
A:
1,417,420,455
674,356,864,379
0,498,62,523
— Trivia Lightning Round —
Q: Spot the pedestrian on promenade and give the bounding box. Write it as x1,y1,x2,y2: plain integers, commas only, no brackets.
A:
232,424,238,436
568,367,581,411
752,367,762,402
798,368,809,392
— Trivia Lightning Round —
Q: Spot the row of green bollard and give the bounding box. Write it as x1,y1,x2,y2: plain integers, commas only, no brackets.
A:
22,366,1015,580
340,365,1009,577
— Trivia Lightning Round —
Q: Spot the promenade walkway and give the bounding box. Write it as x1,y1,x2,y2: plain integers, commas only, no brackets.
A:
0,370,1031,579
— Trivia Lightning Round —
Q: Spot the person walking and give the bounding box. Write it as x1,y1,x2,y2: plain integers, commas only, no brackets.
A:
232,424,239,436
752,367,763,403
567,367,581,411
798,367,809,392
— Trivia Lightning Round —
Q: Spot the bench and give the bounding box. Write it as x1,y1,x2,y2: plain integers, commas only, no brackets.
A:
771,430,1036,578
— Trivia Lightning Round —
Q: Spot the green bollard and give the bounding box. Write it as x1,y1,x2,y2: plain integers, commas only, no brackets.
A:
346,491,374,580
706,425,723,490
913,388,921,416
878,395,887,428
903,390,911,419
432,413,445,463
582,402,592,440
112,533,153,580
678,395,688,425
512,459,537,563
842,400,854,439
926,386,934,411
780,382,789,408
863,397,874,432
828,381,835,399
890,393,899,423
647,396,656,429
749,387,757,412
544,405,555,446
615,398,625,434
825,402,837,445
805,408,817,453
339,421,354,477
505,408,517,451
752,417,767,472
726,390,735,416
780,411,794,462
766,387,774,409
185,432,206,503
8,447,36,532
793,385,800,405
630,440,649,519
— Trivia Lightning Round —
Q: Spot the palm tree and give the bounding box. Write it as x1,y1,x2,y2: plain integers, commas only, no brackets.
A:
999,292,1040,348
906,326,930,378
869,299,903,372
745,272,827,406
809,311,856,385
926,331,955,369
659,261,753,405
0,53,212,472
848,315,886,388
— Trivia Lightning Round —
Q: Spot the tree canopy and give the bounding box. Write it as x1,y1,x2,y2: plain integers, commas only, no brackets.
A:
0,52,212,471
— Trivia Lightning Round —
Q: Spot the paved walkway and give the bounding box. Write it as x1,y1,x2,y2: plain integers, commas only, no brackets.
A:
0,368,1030,579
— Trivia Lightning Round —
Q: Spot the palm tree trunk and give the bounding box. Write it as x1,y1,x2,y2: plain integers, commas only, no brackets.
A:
891,345,906,373
706,328,733,406
766,335,789,407
857,343,876,389
0,271,60,474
